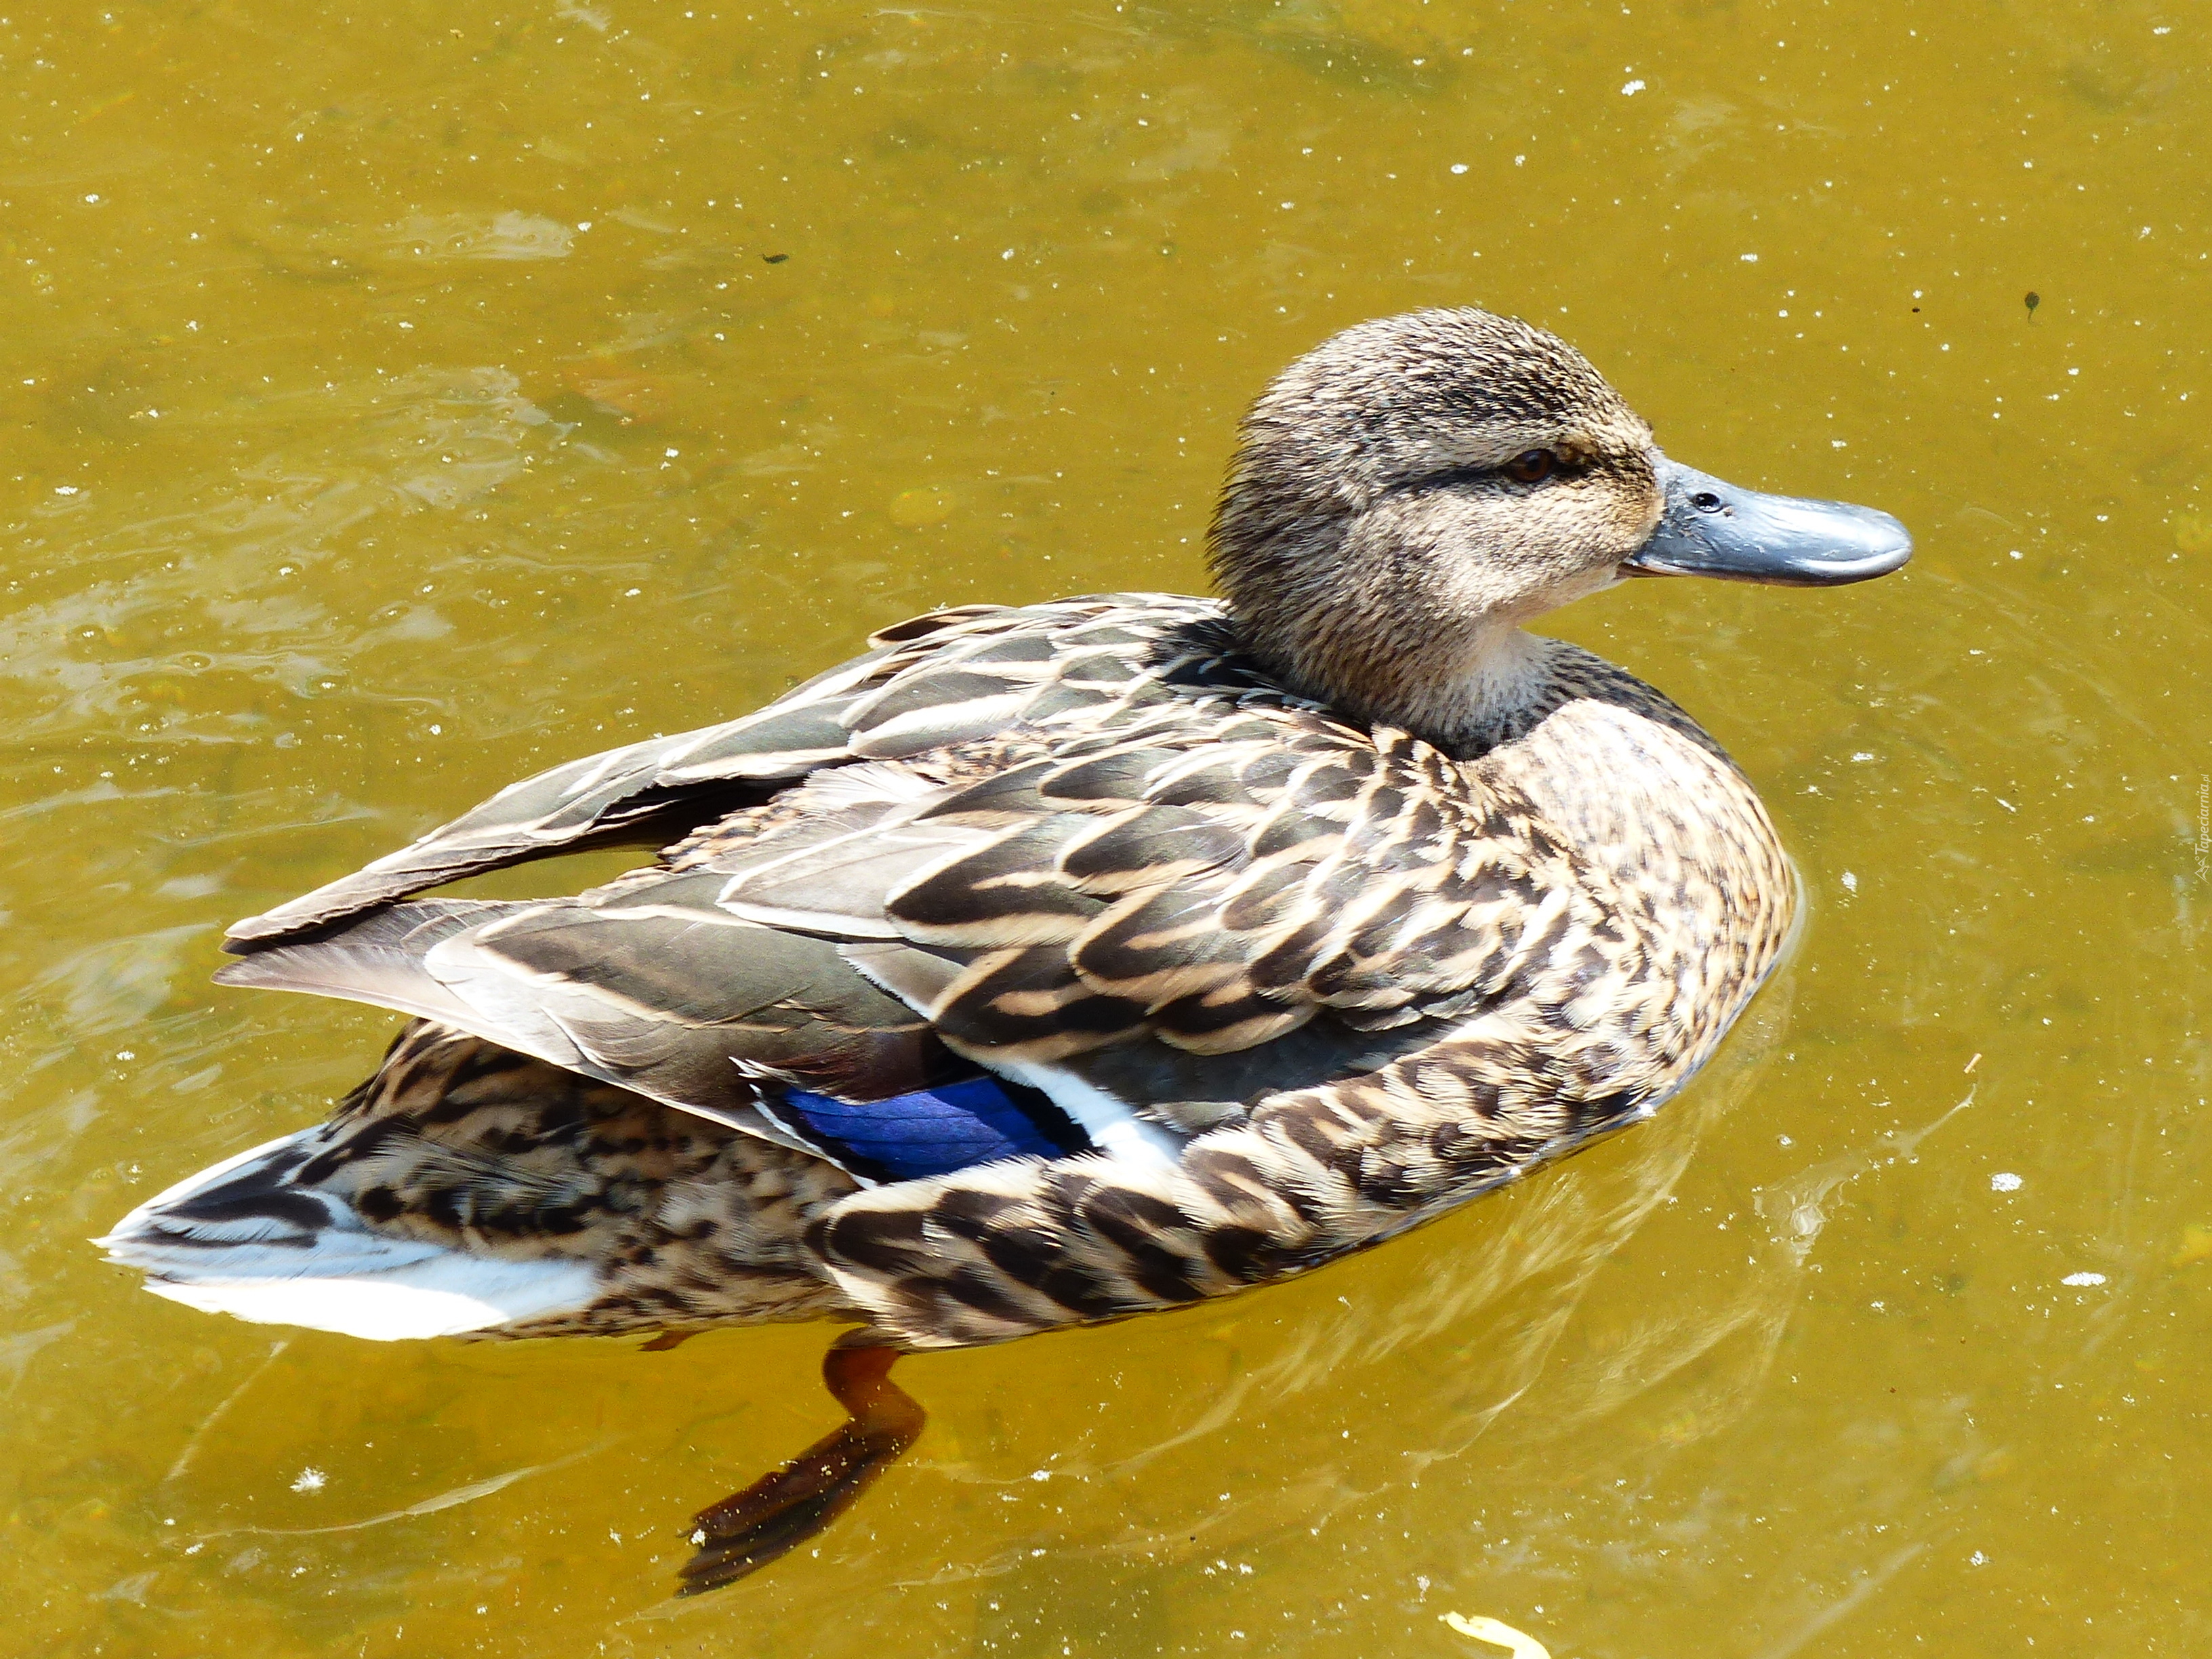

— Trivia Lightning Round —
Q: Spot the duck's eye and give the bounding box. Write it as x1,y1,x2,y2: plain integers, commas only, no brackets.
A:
1689,490,1725,514
1505,449,1557,485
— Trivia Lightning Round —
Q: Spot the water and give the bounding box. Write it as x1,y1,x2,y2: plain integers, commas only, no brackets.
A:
2,1,2207,1653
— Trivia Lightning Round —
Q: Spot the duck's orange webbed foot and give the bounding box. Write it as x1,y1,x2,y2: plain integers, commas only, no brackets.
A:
676,1343,923,1595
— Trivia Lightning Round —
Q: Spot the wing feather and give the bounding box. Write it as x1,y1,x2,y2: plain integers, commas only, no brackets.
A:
222,597,1229,951
214,895,954,1157
213,594,1603,1163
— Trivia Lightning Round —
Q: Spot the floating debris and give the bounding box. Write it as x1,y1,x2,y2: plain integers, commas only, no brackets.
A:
2060,1271,2107,1287
1442,1613,1551,1658
1990,1172,2022,1193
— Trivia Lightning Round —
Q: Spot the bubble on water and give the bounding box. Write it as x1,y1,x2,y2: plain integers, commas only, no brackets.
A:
1990,1172,2023,1193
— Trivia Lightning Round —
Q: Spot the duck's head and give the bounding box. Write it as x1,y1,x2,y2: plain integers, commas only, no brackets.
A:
1208,307,1910,747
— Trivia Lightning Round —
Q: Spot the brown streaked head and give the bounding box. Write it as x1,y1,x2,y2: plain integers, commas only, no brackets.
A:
1206,306,1909,749
1208,309,1665,741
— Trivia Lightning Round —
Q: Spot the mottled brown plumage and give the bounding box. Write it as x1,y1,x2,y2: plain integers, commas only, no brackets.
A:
285,1020,857,1336
102,306,1907,1589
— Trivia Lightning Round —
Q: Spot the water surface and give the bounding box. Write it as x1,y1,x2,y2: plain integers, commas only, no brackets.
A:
3,2,2207,1654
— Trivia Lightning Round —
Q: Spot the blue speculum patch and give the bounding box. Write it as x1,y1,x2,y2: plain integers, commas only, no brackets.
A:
778,1074,1086,1182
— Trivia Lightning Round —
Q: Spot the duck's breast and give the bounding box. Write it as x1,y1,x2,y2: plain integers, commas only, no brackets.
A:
1481,648,1797,1088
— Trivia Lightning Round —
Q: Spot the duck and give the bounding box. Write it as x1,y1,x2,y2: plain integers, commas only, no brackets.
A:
99,306,1909,1592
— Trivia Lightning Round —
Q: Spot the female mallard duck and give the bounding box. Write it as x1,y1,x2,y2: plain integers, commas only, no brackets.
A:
102,308,1908,1591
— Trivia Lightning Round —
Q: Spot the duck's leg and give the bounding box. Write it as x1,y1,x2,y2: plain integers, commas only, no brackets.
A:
676,1343,924,1595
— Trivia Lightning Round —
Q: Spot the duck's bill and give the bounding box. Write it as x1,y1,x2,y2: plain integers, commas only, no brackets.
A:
1622,455,1912,586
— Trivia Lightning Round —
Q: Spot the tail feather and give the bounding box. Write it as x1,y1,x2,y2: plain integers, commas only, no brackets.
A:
97,1127,598,1340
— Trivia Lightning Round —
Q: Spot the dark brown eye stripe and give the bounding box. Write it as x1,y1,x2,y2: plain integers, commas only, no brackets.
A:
1387,447,1578,500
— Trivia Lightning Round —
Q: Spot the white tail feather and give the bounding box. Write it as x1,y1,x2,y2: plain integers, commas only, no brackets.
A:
140,1256,598,1340
98,1128,598,1341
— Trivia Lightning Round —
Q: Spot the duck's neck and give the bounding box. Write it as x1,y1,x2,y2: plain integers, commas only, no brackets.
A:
1240,605,1558,756
1424,625,1555,745
1210,494,1582,754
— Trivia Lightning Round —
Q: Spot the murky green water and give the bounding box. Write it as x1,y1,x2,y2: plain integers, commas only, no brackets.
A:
3,1,2207,1652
